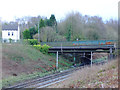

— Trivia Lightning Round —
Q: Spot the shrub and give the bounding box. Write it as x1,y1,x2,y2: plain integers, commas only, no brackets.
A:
9,38,12,43
22,29,31,39
33,44,51,54
33,45,41,51
27,39,38,45
41,44,51,54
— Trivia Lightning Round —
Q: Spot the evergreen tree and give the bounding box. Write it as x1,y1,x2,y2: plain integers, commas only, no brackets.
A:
22,29,31,39
44,19,51,26
29,27,37,39
39,19,45,28
49,14,56,26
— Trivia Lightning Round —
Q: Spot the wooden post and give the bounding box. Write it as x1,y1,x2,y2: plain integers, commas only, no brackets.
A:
91,52,93,67
56,51,58,70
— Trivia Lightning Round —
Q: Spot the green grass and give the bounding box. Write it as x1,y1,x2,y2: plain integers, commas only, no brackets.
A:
1,66,71,88
2,43,72,88
2,43,72,65
1,71,54,88
92,56,107,63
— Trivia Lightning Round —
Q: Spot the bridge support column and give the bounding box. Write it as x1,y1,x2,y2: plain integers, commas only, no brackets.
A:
56,51,58,70
83,52,85,57
74,56,76,64
114,43,116,58
106,54,108,62
61,43,63,53
73,52,76,64
110,48,113,60
91,52,93,67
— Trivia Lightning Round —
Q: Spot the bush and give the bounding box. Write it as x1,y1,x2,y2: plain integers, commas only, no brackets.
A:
9,38,12,43
27,39,38,45
41,44,51,54
33,45,41,51
33,44,51,54
22,29,31,39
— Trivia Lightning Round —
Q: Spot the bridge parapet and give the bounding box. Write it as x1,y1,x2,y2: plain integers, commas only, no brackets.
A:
41,40,117,47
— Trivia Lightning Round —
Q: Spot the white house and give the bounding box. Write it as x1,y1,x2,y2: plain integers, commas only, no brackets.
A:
2,22,20,42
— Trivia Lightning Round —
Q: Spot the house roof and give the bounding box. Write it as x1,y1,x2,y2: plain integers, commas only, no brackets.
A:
2,23,18,30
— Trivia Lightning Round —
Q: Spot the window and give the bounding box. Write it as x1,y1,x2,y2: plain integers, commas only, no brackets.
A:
8,32,10,36
12,32,14,36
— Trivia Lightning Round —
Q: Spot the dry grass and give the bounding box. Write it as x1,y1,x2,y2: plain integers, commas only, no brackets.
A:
48,59,118,88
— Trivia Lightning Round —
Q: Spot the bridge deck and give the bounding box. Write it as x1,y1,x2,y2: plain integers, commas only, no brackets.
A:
48,45,115,53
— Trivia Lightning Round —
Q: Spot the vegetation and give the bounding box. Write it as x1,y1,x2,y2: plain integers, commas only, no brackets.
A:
48,59,118,88
39,19,45,28
29,27,38,39
2,43,72,87
0,20,1,38
33,44,51,54
1,12,118,88
27,39,38,45
9,38,12,43
57,12,118,41
4,12,116,42
66,24,72,41
22,29,31,39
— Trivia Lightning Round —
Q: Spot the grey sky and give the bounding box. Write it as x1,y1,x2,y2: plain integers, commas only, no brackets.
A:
0,0,119,22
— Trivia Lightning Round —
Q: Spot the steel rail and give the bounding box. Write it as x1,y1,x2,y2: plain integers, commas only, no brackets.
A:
6,66,83,88
5,60,109,89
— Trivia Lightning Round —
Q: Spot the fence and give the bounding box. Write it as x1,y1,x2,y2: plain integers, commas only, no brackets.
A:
41,40,117,47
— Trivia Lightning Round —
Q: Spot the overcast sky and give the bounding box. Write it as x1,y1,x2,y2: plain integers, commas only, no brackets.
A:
0,0,119,22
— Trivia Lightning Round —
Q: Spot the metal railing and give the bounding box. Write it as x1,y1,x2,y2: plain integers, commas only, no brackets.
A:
41,40,117,47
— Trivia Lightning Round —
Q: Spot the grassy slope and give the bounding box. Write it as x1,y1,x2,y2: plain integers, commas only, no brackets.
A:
48,59,118,88
0,43,2,90
1,43,72,87
0,22,1,38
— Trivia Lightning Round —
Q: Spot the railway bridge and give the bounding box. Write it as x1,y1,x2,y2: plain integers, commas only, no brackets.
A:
48,44,116,69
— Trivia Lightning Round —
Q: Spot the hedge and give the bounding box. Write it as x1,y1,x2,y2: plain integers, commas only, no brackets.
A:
24,39,38,45
33,44,51,54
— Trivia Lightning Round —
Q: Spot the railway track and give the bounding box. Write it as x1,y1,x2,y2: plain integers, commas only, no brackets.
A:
3,60,108,89
5,66,83,89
